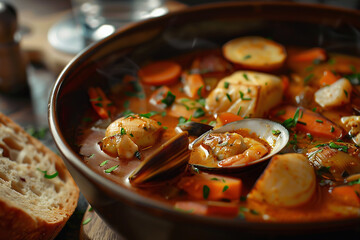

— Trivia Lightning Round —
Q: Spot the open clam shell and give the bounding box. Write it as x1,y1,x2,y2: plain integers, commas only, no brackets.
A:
129,132,190,186
189,118,289,173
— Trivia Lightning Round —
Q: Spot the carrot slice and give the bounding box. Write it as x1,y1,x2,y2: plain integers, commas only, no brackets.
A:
174,201,239,217
88,87,116,119
319,70,338,86
138,61,181,86
217,112,243,125
183,73,205,98
271,105,343,139
178,172,242,201
290,47,327,62
331,185,360,207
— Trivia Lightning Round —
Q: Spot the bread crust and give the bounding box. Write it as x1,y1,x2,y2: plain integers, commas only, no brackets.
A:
0,112,79,240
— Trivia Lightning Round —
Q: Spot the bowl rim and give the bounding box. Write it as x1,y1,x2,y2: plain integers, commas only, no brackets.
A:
49,1,360,231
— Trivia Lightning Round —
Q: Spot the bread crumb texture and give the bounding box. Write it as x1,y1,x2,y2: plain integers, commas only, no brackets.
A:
0,114,79,240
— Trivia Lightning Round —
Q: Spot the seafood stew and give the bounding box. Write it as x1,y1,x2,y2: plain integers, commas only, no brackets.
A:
77,35,360,222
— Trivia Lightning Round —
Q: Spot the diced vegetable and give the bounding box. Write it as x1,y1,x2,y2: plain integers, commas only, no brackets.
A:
314,78,352,108
138,61,182,85
289,47,327,62
177,172,242,201
319,70,338,86
183,73,206,98
223,36,287,71
281,75,290,95
271,105,343,139
88,87,116,119
331,185,360,207
217,112,243,125
191,53,232,78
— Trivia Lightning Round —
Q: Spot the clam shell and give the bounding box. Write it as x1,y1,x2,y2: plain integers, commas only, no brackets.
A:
189,118,289,172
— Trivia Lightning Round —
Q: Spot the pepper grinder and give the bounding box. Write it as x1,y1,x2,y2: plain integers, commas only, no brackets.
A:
0,2,27,94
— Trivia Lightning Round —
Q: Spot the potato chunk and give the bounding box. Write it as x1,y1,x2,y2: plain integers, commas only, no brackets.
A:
314,78,352,108
222,36,286,71
205,71,283,117
248,153,316,207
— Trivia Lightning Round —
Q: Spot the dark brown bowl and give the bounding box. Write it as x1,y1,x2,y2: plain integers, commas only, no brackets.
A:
49,2,360,239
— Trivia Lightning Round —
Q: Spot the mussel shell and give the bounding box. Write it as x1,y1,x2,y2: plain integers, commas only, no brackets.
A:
189,118,289,172
176,121,214,137
129,132,190,186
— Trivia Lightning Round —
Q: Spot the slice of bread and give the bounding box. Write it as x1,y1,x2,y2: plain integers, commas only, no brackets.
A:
0,113,79,240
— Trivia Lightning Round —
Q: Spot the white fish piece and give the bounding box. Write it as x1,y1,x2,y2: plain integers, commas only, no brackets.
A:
248,153,316,207
205,71,283,117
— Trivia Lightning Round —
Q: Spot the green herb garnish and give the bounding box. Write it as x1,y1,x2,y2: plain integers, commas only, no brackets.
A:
82,217,92,225
120,128,126,135
272,130,281,135
222,185,229,192
282,108,300,129
203,185,210,199
224,82,230,89
193,108,205,118
226,93,232,102
104,165,119,173
161,91,176,107
37,168,58,179
243,55,251,60
316,119,323,123
99,160,109,167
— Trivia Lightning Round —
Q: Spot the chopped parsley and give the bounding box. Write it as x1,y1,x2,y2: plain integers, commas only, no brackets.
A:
140,111,159,118
348,178,360,186
197,86,204,98
37,168,58,179
193,108,205,118
226,93,232,102
120,128,126,135
161,91,176,107
327,58,336,65
237,106,242,116
82,217,92,225
330,126,335,133
239,91,251,101
243,73,249,81
282,108,300,129
203,185,210,199
243,55,251,60
328,142,348,152
344,90,348,98
104,165,119,173
99,160,109,167
272,130,281,135
312,107,317,112
224,82,230,89
222,185,229,192
316,119,323,123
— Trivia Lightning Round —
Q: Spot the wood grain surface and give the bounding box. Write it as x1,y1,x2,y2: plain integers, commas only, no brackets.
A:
80,205,126,240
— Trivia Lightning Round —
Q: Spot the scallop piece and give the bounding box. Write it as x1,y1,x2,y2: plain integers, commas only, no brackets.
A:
248,153,316,207
105,114,163,148
314,78,352,108
307,142,360,181
99,134,139,159
222,36,287,71
205,71,283,118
